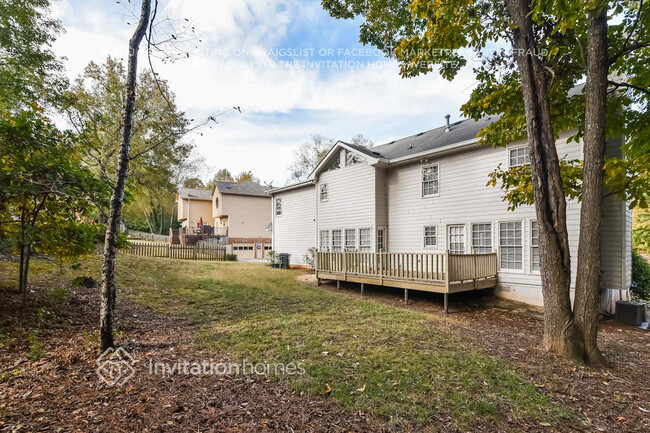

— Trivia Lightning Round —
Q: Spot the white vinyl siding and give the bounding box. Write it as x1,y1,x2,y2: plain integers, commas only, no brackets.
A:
421,165,439,197
319,230,330,251
509,146,530,168
359,228,372,251
345,229,357,251
448,224,465,254
531,221,540,271
424,226,437,247
271,185,315,266
472,223,492,253
499,221,523,270
331,229,342,252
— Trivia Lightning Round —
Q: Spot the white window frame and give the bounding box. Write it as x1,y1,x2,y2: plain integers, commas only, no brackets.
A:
508,146,531,168
447,224,466,254
345,150,367,166
359,228,372,252
319,184,328,202
331,229,342,252
319,230,330,252
423,225,437,248
530,220,540,273
344,228,357,252
499,220,524,271
275,198,282,216
421,164,440,197
471,223,493,254
376,227,386,252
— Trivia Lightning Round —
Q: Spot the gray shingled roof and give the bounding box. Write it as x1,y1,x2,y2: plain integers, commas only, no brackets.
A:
177,187,212,200
370,115,498,160
213,179,271,197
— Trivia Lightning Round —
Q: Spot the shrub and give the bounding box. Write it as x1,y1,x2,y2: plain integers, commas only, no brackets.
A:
27,330,46,360
303,247,316,269
224,253,238,261
266,250,277,264
631,250,650,301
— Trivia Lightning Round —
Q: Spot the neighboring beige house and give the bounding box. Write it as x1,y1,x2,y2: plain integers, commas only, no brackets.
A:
211,180,272,259
176,187,212,231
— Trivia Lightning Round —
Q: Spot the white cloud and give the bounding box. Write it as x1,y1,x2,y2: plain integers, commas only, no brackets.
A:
51,0,479,186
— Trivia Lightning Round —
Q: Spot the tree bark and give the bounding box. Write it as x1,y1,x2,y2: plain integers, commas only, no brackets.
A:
574,1,609,365
100,0,151,351
505,0,584,360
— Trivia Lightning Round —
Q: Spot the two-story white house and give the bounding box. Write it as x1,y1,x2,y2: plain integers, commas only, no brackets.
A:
270,116,632,310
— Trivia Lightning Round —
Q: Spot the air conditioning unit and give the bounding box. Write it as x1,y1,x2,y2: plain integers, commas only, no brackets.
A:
615,301,647,326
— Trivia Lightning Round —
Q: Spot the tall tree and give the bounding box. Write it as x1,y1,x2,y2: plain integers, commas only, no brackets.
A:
100,0,151,351
235,170,259,183
211,168,234,183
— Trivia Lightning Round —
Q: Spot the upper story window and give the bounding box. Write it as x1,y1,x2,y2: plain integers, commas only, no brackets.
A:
275,198,282,216
345,150,366,166
320,184,328,202
509,146,530,168
531,221,540,271
422,165,439,197
324,151,341,172
424,226,437,247
215,197,219,208
471,223,492,253
499,221,523,270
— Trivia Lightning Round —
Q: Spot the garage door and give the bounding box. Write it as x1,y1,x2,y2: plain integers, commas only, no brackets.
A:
232,244,255,260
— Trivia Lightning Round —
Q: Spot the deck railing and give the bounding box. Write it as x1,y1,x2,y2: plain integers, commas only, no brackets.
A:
316,251,497,287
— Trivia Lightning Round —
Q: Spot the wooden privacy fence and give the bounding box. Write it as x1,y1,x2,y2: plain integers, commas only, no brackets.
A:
316,251,498,289
97,241,227,261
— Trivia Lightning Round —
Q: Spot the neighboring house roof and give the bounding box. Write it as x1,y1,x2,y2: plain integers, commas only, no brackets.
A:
213,179,271,197
177,187,212,201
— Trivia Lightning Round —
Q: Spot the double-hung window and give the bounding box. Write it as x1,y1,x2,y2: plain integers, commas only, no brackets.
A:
531,221,540,271
359,228,372,251
499,221,523,270
509,147,530,168
275,198,282,216
320,184,328,201
424,226,437,247
471,223,492,253
448,225,465,254
345,229,357,251
331,230,342,252
422,165,439,197
319,230,330,251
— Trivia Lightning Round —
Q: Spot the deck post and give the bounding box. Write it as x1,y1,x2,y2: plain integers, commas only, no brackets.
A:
337,280,340,290
316,276,321,286
444,293,449,314
360,283,364,296
404,288,408,304
444,250,450,292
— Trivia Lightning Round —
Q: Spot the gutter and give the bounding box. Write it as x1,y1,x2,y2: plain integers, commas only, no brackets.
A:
268,180,316,195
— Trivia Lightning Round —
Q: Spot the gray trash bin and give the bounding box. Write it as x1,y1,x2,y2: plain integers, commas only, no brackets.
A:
279,253,291,269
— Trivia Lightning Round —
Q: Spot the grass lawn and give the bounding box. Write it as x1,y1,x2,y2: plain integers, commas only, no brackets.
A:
1,256,571,430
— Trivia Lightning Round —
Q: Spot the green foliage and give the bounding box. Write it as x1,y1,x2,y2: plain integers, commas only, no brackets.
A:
266,250,277,264
633,208,650,253
224,253,238,261
27,330,45,360
631,251,650,301
0,0,66,108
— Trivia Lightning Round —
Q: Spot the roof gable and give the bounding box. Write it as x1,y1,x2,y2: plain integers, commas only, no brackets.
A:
308,141,381,180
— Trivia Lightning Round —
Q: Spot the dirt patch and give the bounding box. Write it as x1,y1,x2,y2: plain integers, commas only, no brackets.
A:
0,284,389,432
314,279,650,432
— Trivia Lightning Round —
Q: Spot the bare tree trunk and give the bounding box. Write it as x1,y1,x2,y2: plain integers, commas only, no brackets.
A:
19,244,26,306
574,1,609,365
100,0,151,351
505,0,584,361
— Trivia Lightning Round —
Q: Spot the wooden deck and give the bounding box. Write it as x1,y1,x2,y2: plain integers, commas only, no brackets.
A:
315,251,498,312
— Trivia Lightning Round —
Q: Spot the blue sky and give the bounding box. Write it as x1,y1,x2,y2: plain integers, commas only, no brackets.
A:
51,0,477,185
